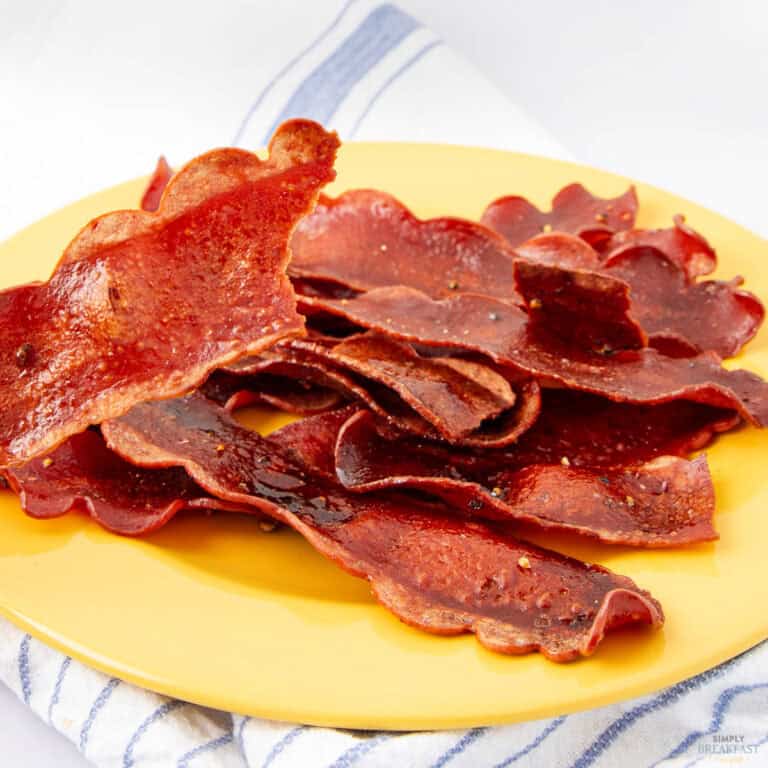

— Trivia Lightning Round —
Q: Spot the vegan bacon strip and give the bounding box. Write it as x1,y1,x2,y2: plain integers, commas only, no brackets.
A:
334,410,717,548
101,394,663,661
291,189,763,358
290,189,521,300
301,285,768,426
514,259,647,352
3,430,257,536
602,246,764,358
220,335,540,446
480,183,638,250
331,389,739,474
0,119,339,467
140,156,173,212
202,370,344,415
516,233,763,359
328,334,517,440
603,215,717,280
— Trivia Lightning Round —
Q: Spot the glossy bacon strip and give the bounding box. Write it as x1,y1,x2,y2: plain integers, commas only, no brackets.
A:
488,389,740,468
101,395,663,661
302,286,768,426
506,230,762,359
291,188,760,358
334,410,717,547
603,215,717,279
202,370,343,414
3,430,256,535
140,156,173,212
481,183,638,249
0,120,338,467
290,189,521,300
603,247,764,359
328,334,516,440
340,389,739,474
515,231,603,270
225,337,540,446
514,260,647,352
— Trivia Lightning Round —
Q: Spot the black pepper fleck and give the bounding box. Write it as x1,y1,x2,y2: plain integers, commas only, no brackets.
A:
15,343,36,368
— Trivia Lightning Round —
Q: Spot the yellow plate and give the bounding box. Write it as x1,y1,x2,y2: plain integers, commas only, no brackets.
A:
1,143,767,730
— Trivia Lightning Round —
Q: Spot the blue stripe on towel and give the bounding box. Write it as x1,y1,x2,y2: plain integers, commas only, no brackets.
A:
569,648,751,768
430,728,487,768
232,0,361,145
494,716,567,768
350,40,442,136
329,733,391,768
79,677,121,753
262,3,420,143
123,699,186,767
262,725,308,768
177,732,233,767
47,656,71,723
237,715,252,765
18,633,32,704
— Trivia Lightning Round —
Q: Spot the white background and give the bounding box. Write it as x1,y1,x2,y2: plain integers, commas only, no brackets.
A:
1,1,767,764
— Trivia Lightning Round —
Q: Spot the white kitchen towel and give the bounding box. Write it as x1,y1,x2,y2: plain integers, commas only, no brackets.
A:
1,1,766,767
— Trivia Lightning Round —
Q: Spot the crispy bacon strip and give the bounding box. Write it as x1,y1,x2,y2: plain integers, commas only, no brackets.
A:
515,231,603,270
225,337,540,446
202,370,344,414
339,389,738,472
0,120,339,467
328,335,516,440
290,189,760,358
510,231,762,358
481,183,638,249
140,156,173,212
490,389,740,468
290,189,520,300
3,430,256,535
101,395,663,661
301,286,768,426
334,410,717,547
603,247,764,359
514,260,647,351
603,215,717,279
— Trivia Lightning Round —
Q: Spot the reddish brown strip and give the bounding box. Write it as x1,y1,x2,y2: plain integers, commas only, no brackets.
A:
101,395,663,661
334,410,717,548
228,337,540,446
334,389,738,472
290,189,520,300
303,286,768,425
515,232,603,270
140,156,173,212
3,430,255,535
494,389,740,468
512,231,761,359
481,183,638,249
0,119,338,467
603,247,764,359
603,215,717,279
329,334,516,440
290,187,759,359
202,370,343,414
514,260,647,352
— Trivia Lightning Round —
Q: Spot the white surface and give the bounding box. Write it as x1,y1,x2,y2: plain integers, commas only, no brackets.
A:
400,0,768,238
1,1,767,765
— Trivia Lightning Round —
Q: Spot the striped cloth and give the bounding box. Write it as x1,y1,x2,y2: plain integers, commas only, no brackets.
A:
1,1,767,766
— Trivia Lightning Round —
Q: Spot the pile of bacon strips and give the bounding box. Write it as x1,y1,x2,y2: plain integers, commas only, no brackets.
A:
2,120,768,663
